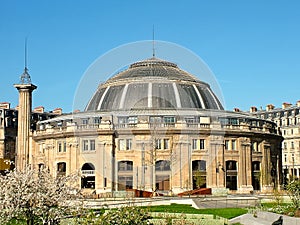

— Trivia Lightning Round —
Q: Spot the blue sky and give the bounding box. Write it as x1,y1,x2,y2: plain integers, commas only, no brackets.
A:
1,1,300,112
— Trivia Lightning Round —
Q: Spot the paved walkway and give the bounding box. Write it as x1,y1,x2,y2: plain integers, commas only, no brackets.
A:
229,211,300,225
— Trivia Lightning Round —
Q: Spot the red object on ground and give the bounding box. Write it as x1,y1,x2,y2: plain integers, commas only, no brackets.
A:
177,188,212,197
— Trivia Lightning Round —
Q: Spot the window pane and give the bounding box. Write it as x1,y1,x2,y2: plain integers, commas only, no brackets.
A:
63,142,67,152
90,140,95,150
126,139,132,150
225,140,229,150
231,140,236,150
192,139,197,150
128,116,137,124
83,140,89,151
200,139,205,149
164,116,175,123
119,139,125,150
155,160,171,171
58,142,62,152
164,139,169,149
156,139,162,149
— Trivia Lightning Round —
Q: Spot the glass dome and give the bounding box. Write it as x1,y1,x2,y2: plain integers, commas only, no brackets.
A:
85,58,223,111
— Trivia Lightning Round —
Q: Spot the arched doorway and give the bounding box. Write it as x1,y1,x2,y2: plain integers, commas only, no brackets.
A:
226,160,237,190
155,160,170,191
192,160,206,189
252,161,261,190
81,163,95,189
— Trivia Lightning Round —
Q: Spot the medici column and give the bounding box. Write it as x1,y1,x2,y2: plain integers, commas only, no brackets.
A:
14,67,37,170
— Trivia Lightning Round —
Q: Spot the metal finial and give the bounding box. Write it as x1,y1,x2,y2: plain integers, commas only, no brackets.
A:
20,38,32,84
152,25,155,58
25,37,27,69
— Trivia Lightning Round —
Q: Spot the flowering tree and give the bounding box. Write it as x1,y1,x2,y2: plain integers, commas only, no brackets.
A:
0,167,83,225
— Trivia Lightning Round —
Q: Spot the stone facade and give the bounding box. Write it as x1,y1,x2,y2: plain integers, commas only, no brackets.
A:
251,102,300,183
32,110,282,195
5,57,283,195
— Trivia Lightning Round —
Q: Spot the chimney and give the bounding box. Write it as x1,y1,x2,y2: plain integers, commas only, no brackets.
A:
250,106,257,113
0,102,10,109
266,104,275,111
234,108,240,112
52,108,62,115
282,102,292,109
33,106,45,113
297,100,300,107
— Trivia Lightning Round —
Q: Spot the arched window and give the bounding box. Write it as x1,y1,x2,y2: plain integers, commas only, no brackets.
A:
252,161,261,191
252,161,260,171
226,160,238,190
118,161,133,171
118,161,133,190
82,163,95,171
81,163,95,189
155,160,171,171
192,160,206,171
192,160,207,189
226,160,237,171
57,162,66,176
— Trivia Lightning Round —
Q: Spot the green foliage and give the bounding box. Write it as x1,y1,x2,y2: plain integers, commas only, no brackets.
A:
140,204,247,219
193,171,206,189
286,180,300,209
76,207,152,225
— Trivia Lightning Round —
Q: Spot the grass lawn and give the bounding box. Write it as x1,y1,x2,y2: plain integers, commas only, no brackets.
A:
139,204,248,219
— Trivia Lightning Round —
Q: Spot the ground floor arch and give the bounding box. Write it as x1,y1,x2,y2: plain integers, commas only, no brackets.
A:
81,163,95,189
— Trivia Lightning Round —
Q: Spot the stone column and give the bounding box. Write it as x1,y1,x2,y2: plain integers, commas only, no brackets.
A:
14,83,37,171
262,142,273,192
239,138,253,193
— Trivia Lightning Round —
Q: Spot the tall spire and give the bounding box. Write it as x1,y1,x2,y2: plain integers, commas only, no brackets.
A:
152,25,155,58
20,38,32,84
14,38,37,171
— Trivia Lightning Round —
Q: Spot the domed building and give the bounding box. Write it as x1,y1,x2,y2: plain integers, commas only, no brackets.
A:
30,57,282,195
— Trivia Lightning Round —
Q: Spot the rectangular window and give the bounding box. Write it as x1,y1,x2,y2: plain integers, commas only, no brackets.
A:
58,142,62,152
200,139,205,149
128,116,138,124
291,141,295,149
231,140,236,150
163,139,169,149
119,139,126,150
83,140,89,151
57,162,66,176
82,119,88,125
150,116,162,124
90,140,95,151
164,116,175,124
156,139,162,149
118,117,128,124
94,117,101,124
185,117,199,124
119,139,132,150
58,141,66,153
192,139,197,150
251,142,258,152
126,139,132,150
63,142,67,152
225,140,229,150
